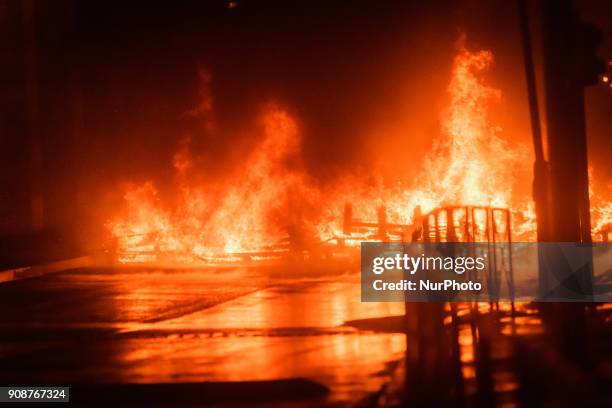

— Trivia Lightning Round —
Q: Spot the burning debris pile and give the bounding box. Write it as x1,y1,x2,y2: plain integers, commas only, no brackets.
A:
106,107,318,263
105,44,609,264
316,46,534,243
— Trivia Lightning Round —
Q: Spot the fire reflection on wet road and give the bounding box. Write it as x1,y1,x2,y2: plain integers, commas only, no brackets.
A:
0,267,405,405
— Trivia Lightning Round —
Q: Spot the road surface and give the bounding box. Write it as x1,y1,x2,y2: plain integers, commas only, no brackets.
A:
0,265,405,406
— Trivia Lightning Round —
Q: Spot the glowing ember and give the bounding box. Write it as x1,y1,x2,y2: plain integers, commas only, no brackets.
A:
589,168,612,241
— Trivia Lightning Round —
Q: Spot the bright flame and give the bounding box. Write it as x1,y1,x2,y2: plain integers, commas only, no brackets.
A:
316,46,532,243
107,43,611,263
107,106,317,263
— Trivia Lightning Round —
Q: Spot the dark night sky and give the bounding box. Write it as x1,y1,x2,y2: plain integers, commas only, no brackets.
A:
72,0,457,181
0,0,610,238
66,0,611,178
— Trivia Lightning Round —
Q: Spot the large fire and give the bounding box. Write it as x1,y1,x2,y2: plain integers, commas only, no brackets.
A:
106,44,609,264
106,107,317,262
316,47,532,240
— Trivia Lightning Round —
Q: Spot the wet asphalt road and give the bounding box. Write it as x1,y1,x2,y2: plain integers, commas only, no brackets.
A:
0,266,405,406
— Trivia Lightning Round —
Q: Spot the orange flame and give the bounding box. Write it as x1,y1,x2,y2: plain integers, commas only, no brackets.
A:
106,106,316,263
316,46,532,243
107,43,610,264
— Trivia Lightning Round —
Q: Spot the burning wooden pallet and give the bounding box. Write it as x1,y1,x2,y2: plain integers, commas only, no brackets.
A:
418,205,515,305
341,203,515,302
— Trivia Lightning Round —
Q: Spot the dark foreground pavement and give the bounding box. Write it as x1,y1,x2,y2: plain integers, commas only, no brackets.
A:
0,265,405,407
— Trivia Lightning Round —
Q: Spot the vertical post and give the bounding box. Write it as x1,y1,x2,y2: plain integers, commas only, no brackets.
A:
506,209,515,313
541,0,594,289
538,0,598,367
423,216,430,243
377,206,387,241
517,0,550,245
471,207,478,241
465,206,471,242
342,203,353,235
490,208,499,308
485,208,494,307
446,208,457,242
434,212,441,243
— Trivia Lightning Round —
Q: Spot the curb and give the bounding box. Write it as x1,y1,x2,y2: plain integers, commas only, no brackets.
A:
0,256,93,283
